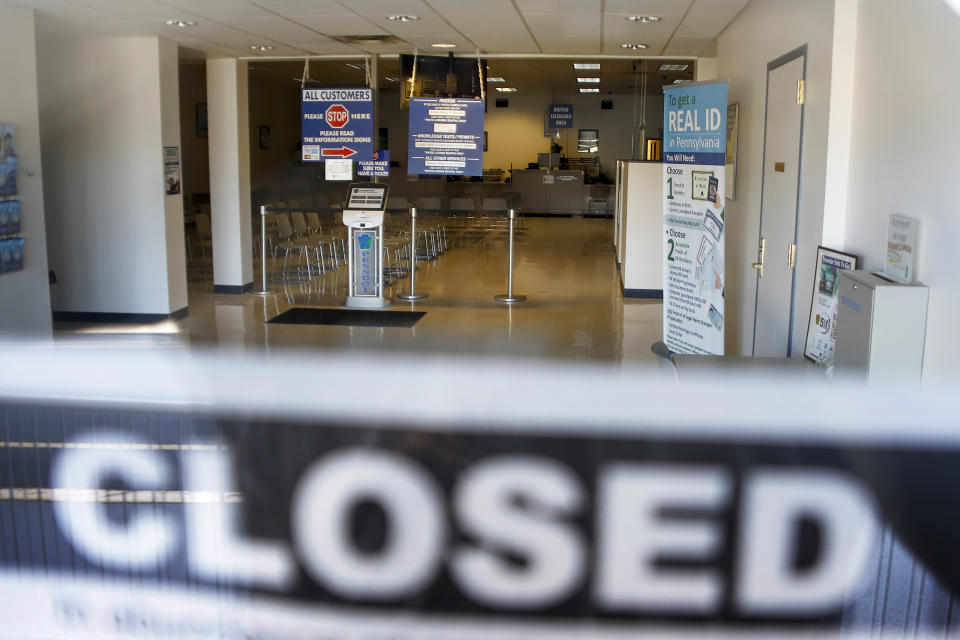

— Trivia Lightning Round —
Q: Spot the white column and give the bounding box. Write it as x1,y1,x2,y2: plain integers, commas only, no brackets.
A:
695,58,718,82
821,0,860,249
0,1,52,337
207,58,253,292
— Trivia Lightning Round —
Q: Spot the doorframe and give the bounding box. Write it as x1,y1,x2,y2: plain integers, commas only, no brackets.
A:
751,44,808,357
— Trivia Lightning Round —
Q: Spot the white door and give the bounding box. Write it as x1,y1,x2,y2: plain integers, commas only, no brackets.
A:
752,50,805,356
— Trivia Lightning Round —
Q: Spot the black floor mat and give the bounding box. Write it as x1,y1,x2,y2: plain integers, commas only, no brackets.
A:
267,307,425,328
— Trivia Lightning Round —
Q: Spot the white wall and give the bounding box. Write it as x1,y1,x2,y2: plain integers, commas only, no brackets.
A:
38,36,187,316
715,0,835,357
839,0,960,380
0,1,52,338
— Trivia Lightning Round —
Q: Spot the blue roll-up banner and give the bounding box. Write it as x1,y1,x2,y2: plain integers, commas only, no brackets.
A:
549,104,574,128
301,88,374,163
662,81,728,355
408,98,484,176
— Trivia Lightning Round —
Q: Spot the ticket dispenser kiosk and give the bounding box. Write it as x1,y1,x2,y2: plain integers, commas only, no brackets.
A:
342,183,390,308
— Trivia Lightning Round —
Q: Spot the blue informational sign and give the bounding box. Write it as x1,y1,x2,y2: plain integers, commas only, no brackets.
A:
301,88,374,163
357,150,390,178
662,82,727,166
408,98,484,176
549,104,574,128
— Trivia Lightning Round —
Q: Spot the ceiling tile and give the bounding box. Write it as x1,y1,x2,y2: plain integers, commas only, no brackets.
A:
290,15,389,36
603,0,694,16
216,16,326,41
159,0,274,20
249,0,353,15
517,0,601,12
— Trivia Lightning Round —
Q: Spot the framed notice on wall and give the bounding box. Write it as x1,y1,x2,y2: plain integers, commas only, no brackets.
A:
725,103,739,200
804,246,858,365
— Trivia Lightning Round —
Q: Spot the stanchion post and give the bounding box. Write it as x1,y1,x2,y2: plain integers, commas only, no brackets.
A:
398,205,428,301
252,204,273,296
495,208,526,304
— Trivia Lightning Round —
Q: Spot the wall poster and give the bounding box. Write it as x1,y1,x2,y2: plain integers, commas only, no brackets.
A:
803,246,858,365
163,147,181,196
662,81,728,355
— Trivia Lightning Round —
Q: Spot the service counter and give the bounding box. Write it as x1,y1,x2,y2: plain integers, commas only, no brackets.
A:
511,169,585,215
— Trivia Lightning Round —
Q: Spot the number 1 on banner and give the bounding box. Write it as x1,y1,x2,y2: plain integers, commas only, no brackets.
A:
667,177,674,200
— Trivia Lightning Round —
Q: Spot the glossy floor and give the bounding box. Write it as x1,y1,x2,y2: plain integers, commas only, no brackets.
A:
56,217,662,365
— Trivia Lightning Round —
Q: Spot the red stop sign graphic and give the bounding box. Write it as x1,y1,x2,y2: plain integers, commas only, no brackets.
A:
325,104,349,128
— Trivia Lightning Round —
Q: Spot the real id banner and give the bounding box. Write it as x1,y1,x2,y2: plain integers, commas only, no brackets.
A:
662,81,728,355
408,97,484,176
301,88,374,163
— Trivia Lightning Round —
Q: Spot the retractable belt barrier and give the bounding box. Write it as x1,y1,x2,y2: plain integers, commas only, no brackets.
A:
398,206,428,301
0,347,958,639
495,208,526,304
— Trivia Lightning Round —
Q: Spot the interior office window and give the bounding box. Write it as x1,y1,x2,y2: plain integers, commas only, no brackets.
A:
578,129,599,154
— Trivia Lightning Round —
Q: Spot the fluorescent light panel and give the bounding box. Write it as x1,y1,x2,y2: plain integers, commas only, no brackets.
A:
487,77,506,82
496,87,517,92
579,88,599,93
573,63,600,70
577,77,600,83
659,64,689,71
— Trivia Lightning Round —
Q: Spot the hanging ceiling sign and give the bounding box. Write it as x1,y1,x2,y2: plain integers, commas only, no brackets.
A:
549,104,574,128
301,88,374,163
408,97,484,176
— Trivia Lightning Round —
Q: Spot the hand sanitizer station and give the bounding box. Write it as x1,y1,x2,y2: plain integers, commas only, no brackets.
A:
342,183,390,309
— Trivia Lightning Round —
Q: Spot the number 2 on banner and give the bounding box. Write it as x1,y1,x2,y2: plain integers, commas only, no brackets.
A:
667,239,675,261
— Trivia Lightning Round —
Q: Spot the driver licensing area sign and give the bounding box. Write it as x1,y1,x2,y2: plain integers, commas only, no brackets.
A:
301,88,374,162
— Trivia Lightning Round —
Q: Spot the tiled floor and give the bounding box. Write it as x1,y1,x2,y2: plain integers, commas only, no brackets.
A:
56,217,663,365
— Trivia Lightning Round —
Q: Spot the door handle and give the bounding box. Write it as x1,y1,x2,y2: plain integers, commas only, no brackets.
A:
752,237,766,278
788,243,796,269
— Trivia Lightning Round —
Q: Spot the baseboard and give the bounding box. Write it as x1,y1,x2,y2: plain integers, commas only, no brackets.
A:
623,288,663,299
54,306,189,324
213,282,253,294
521,212,574,218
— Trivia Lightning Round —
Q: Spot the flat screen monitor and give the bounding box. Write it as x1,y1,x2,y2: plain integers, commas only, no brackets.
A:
345,183,389,211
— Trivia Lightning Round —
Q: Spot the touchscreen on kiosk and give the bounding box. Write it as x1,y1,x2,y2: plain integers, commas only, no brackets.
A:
346,183,389,211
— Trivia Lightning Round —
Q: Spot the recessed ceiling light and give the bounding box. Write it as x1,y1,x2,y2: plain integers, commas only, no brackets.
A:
627,15,661,23
387,15,420,22
249,44,276,52
621,43,648,50
577,77,600,83
659,64,689,71
573,63,600,70
579,88,599,93
431,43,457,48
487,77,506,82
496,87,518,92
385,76,399,82
345,62,363,70
164,19,196,27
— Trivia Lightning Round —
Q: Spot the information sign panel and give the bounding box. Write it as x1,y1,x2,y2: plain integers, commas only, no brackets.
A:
301,88,374,163
358,150,390,177
662,81,728,355
408,98,484,176
549,103,574,128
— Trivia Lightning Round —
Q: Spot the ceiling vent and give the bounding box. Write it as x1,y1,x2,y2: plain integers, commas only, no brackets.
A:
334,35,406,45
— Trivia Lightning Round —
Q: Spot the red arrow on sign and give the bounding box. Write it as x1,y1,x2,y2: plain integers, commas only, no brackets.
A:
321,147,357,158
